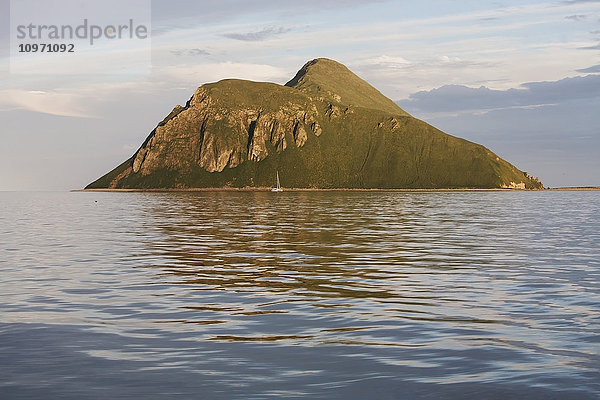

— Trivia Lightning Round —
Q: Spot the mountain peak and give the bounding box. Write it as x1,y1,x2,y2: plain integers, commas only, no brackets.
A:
286,58,410,116
285,58,347,85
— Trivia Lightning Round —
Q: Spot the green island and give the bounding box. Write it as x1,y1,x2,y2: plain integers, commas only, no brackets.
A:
86,58,543,190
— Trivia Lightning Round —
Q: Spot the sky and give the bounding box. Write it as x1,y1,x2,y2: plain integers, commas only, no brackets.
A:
1,0,599,190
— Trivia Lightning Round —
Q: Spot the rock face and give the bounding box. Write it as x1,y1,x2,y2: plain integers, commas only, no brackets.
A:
87,58,543,189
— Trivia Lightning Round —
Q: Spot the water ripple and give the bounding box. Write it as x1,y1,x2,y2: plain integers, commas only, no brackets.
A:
1,191,599,399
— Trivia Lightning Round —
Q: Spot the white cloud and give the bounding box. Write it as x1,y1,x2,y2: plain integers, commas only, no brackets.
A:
363,55,411,68
0,90,97,118
157,62,289,85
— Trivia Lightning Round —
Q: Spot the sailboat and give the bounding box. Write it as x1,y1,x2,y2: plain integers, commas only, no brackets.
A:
271,171,283,192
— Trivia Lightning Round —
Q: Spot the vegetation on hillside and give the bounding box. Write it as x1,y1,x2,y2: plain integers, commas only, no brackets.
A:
87,59,543,190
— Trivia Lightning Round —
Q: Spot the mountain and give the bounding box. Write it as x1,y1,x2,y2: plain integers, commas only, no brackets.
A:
86,58,543,190
285,58,407,116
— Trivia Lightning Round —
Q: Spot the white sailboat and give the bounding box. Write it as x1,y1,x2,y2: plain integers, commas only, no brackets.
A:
271,171,283,192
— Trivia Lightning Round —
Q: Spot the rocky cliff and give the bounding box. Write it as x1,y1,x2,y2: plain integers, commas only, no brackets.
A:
87,58,543,189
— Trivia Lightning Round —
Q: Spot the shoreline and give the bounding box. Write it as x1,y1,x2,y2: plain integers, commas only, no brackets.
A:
74,187,600,193
545,187,600,191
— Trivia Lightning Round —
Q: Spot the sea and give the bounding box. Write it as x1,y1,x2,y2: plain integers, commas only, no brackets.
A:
1,190,598,399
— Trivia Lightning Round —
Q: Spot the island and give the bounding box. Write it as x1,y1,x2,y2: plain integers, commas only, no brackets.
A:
86,58,543,190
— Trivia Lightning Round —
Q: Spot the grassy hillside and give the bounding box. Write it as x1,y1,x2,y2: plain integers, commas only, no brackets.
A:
286,58,410,116
87,58,543,190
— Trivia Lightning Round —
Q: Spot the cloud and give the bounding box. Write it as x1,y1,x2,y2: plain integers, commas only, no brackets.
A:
577,64,600,73
0,90,96,118
352,53,500,100
565,14,588,21
579,42,600,49
364,55,411,68
158,62,289,85
365,53,487,69
397,74,600,113
222,26,291,42
170,48,210,56
562,0,600,3
150,0,387,35
189,48,210,56
359,54,493,75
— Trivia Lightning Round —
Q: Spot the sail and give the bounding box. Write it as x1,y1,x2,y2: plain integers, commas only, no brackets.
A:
272,171,283,192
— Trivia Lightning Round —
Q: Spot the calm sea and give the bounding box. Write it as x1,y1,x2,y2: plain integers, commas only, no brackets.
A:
1,191,598,399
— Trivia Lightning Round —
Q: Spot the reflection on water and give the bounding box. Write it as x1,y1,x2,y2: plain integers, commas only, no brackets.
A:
1,191,599,399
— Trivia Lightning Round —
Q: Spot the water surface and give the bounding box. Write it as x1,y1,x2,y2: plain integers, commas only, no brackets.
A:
1,191,599,399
